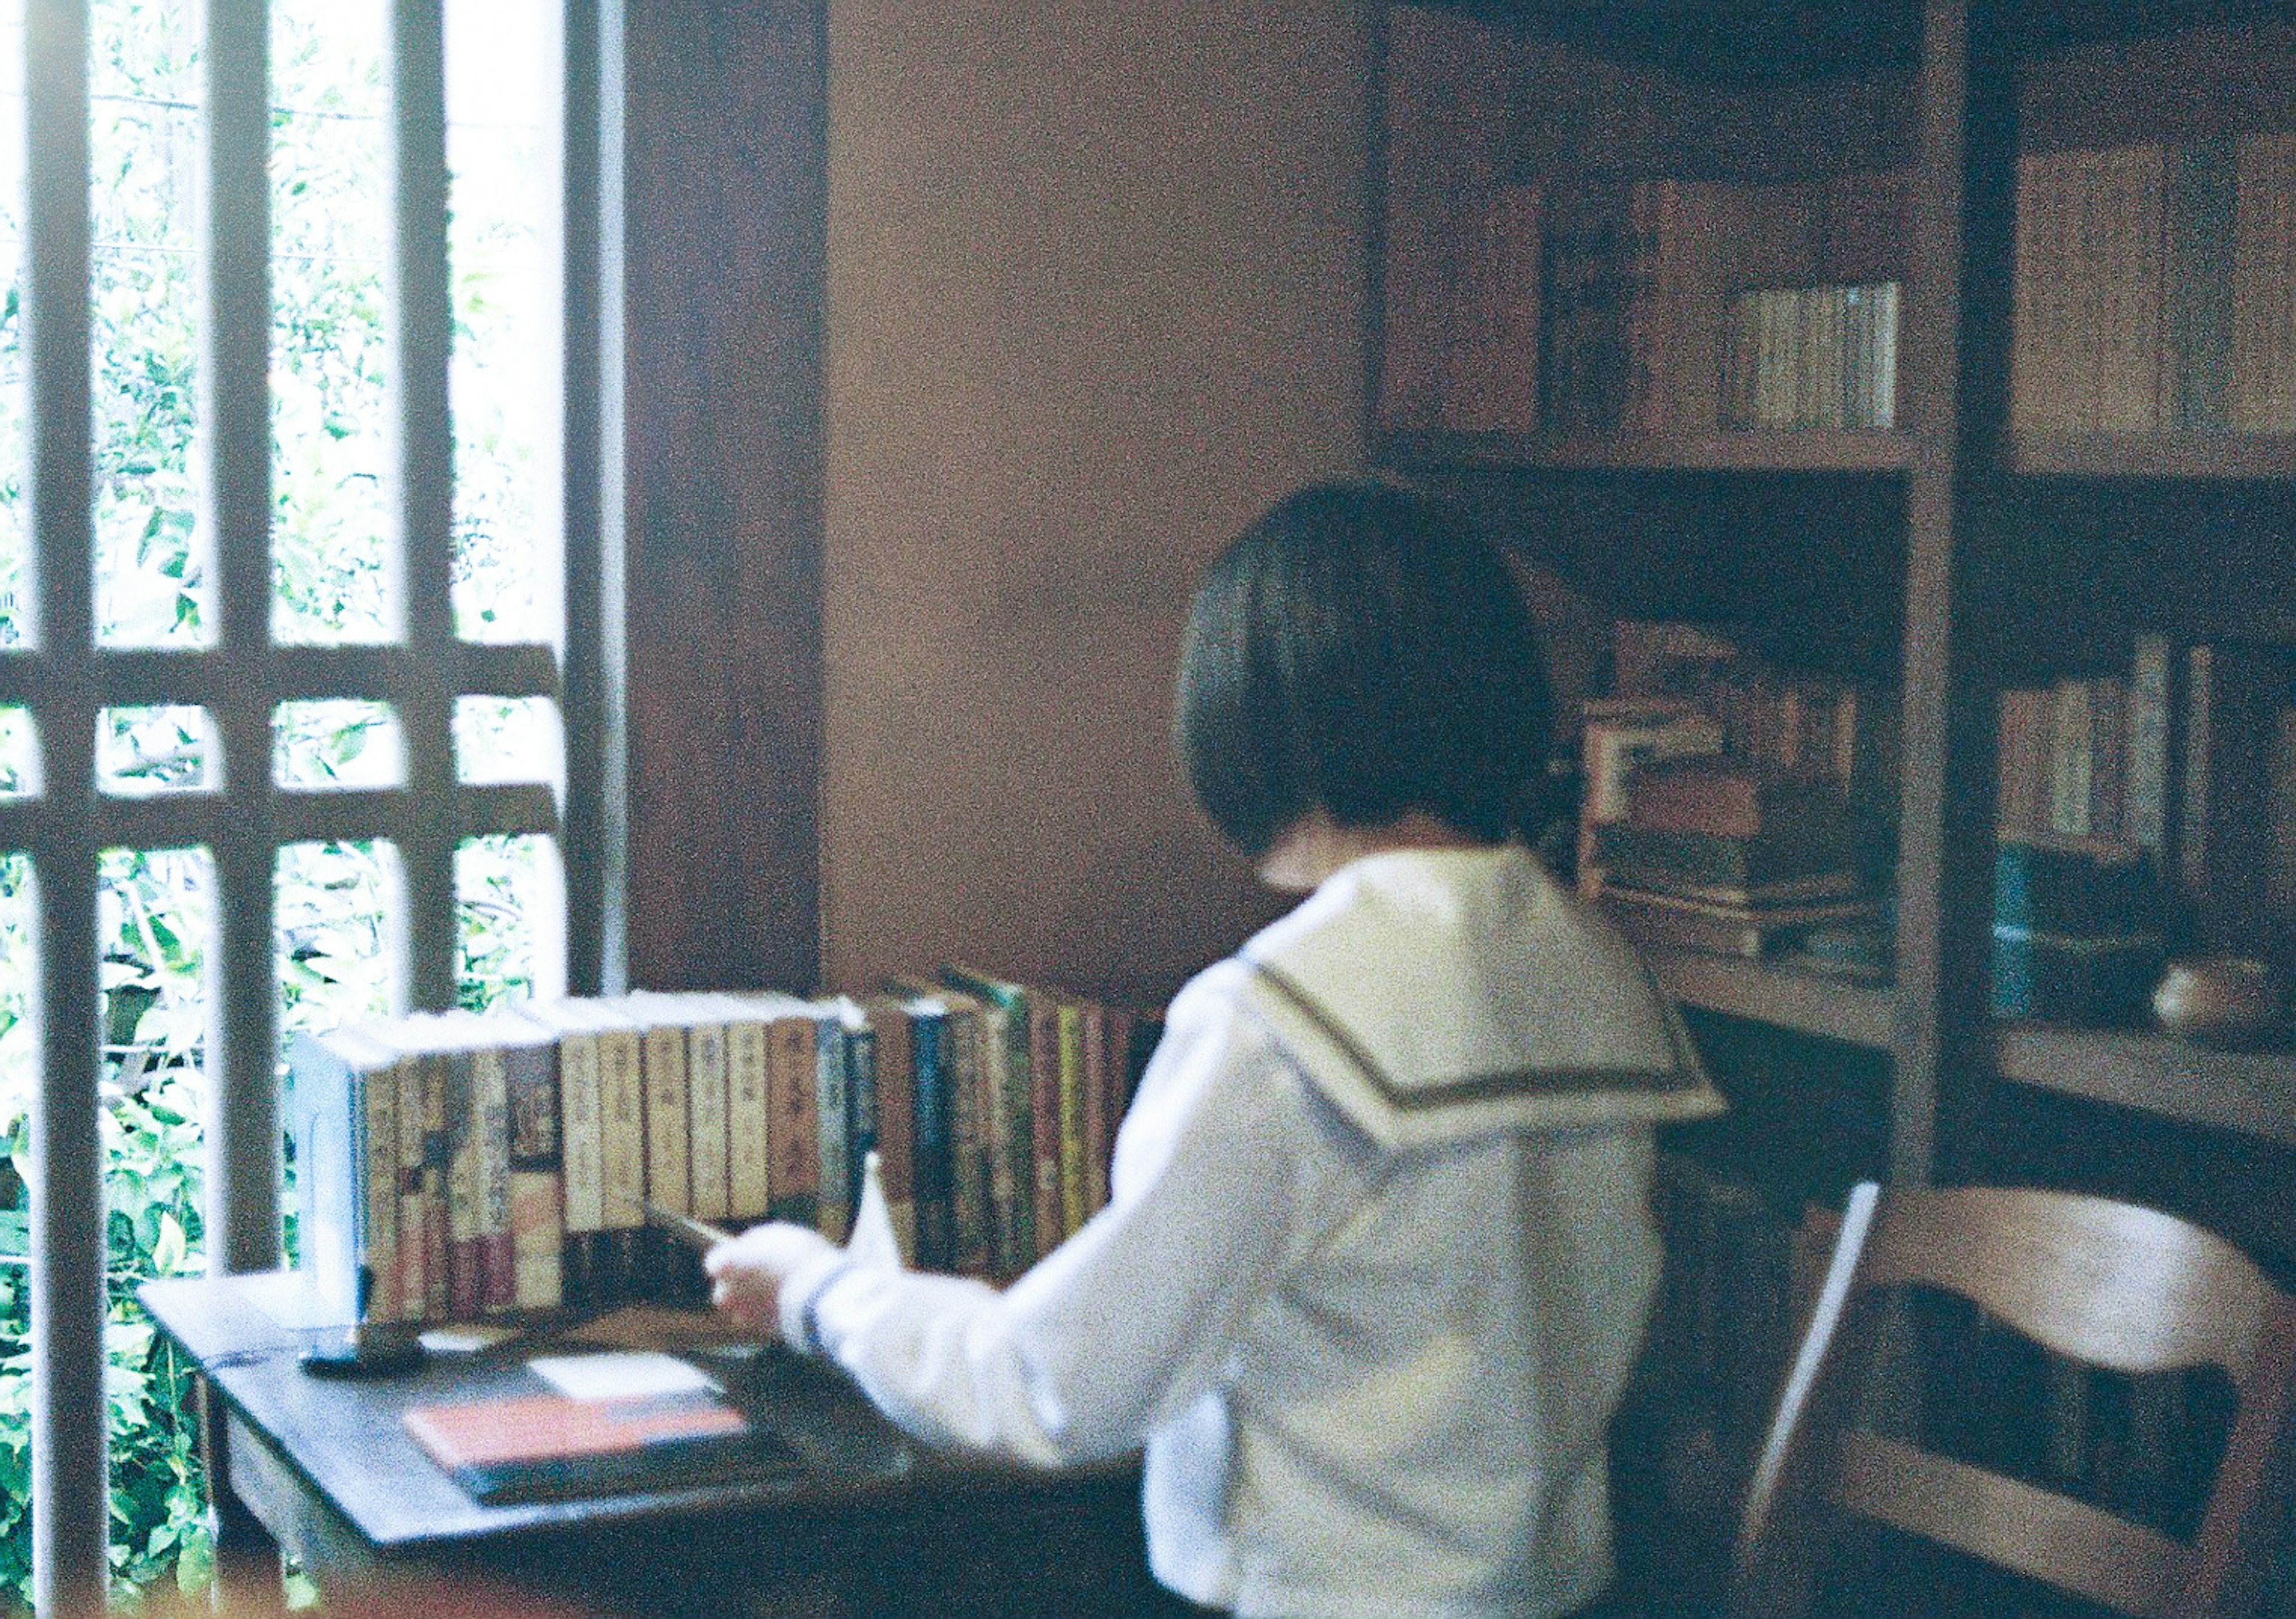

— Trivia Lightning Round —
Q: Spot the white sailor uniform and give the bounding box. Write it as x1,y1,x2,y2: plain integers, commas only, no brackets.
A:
775,844,1721,1618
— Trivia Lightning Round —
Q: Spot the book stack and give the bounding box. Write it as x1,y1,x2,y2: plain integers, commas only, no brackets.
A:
2013,133,2296,436
1717,281,1900,430
1596,757,1883,960
289,975,1163,1328
1989,839,2164,1025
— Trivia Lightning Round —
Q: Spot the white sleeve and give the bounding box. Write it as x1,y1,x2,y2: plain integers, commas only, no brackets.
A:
785,978,1343,1469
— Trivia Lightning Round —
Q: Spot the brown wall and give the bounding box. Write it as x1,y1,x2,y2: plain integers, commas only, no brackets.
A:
820,2,1374,1005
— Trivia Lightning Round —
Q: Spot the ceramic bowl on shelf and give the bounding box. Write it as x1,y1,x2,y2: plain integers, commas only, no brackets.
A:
2151,955,2284,1049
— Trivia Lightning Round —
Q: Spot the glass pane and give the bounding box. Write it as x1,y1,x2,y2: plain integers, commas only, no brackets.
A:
272,698,402,789
271,0,392,645
456,832,561,1010
445,0,555,644
97,845,212,1096
0,0,23,650
0,703,34,795
91,0,210,648
276,838,398,1039
97,704,213,795
452,694,559,786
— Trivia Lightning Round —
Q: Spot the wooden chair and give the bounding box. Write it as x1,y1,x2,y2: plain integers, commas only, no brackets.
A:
1730,1183,2296,1619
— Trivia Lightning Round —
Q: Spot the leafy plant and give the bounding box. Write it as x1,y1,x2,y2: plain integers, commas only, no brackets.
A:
0,0,558,1609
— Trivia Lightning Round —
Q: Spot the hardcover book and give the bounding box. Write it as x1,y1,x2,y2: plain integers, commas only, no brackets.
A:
401,1388,793,1506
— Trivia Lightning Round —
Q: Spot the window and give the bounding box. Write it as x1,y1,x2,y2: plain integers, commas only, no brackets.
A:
0,1,610,1608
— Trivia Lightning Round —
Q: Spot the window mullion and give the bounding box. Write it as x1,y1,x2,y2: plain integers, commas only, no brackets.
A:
389,0,456,1012
25,0,107,1610
203,0,278,1275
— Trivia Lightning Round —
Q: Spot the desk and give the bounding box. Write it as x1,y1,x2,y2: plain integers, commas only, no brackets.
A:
142,1275,1181,1619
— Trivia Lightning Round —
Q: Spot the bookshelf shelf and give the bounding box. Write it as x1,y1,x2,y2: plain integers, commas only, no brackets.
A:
2002,432,2296,483
1378,428,1916,476
1992,1022,2296,1150
1644,945,1898,1051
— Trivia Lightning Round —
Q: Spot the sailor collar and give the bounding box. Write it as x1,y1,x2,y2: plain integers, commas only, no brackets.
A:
1234,845,1724,1150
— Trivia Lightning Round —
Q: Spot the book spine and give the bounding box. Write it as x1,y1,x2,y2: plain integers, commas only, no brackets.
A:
1057,1001,1087,1240
443,1047,484,1320
642,1022,691,1217
396,1053,430,1323
814,1014,851,1244
1027,997,1061,1263
418,1051,451,1321
361,1055,399,1322
596,1024,646,1301
910,1010,952,1270
767,1015,821,1230
686,1018,731,1223
504,1038,563,1311
474,1044,515,1313
844,1015,878,1223
548,1024,599,1306
871,1003,917,1264
2124,633,2175,858
942,1007,990,1276
723,1014,772,1223
1080,1002,1109,1221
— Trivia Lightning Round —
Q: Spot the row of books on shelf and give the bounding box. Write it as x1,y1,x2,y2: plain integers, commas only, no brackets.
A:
1991,633,2296,1021
289,971,1163,1327
1384,169,1905,438
1387,128,2296,445
2013,133,2296,438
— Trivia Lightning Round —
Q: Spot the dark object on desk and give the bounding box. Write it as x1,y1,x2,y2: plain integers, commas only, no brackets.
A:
403,1386,802,1505
301,1322,427,1380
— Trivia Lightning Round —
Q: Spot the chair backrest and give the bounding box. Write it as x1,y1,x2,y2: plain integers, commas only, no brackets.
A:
1730,1183,2296,1619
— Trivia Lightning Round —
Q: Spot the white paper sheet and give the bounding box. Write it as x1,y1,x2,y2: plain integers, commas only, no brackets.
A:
526,1350,720,1401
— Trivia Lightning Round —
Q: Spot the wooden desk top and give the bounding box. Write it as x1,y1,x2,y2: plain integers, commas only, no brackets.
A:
140,1273,1115,1557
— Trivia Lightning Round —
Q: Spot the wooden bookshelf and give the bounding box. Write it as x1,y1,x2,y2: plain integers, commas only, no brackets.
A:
1379,429,1916,476
1644,945,1898,1051
1373,2,2296,1192
1992,1023,2296,1151
2002,432,2296,482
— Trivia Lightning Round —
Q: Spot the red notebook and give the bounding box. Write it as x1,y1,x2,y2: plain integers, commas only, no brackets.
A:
402,1389,796,1504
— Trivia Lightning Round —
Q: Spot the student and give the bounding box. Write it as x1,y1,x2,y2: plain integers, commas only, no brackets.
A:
707,480,1722,1618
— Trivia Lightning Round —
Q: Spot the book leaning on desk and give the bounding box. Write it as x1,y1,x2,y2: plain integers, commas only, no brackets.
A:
288,975,1163,1331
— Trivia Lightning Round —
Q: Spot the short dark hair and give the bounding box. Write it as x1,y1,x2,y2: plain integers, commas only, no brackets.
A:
1174,480,1555,861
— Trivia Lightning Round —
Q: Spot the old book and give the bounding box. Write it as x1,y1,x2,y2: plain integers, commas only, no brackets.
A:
813,999,856,1244
1577,701,1727,896
732,991,822,1231
709,994,774,1224
2048,677,2096,840
674,995,733,1225
1441,184,1544,433
1025,992,1061,1262
588,1003,647,1300
2166,138,2237,432
1055,999,1088,1241
839,1002,878,1237
402,1388,787,1506
894,992,952,1269
518,1001,607,1306
861,995,918,1266
1604,885,1882,959
472,1015,558,1312
2086,143,2167,435
2124,634,2176,859
286,1027,399,1325
1625,757,1857,850
1080,1001,1110,1220
1593,823,1855,890
2013,149,2084,435
934,986,993,1276
2231,131,2296,434
941,966,1034,1276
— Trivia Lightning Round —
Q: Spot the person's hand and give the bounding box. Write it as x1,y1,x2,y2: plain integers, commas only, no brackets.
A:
704,1221,838,1337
